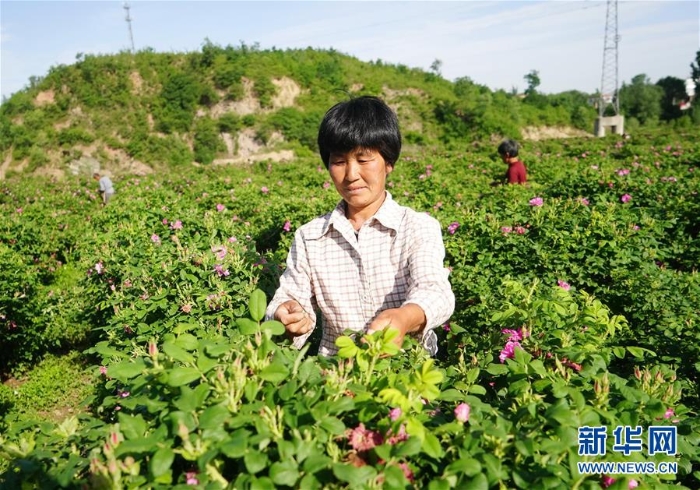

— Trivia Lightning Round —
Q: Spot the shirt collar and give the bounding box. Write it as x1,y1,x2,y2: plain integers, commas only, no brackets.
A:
322,192,402,237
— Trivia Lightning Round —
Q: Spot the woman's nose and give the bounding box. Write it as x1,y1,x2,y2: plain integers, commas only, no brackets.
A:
345,161,360,180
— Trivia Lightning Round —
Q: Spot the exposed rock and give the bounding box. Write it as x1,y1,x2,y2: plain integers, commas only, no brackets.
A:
211,78,261,117
271,77,302,109
68,156,101,176
221,133,236,156
34,90,55,106
212,129,293,165
212,150,294,166
129,71,144,95
521,126,592,141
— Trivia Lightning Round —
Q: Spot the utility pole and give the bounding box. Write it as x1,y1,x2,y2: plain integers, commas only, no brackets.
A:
594,0,624,136
123,2,135,53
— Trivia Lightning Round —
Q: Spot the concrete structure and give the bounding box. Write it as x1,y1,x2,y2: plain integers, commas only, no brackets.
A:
594,115,625,137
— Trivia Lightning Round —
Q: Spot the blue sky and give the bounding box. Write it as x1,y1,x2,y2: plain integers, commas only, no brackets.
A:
1,1,698,100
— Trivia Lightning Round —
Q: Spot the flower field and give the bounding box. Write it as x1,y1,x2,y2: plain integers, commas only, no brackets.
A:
1,130,699,488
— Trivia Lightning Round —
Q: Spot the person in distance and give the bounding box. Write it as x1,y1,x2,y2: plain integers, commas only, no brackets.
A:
497,139,527,185
93,172,116,205
266,96,455,356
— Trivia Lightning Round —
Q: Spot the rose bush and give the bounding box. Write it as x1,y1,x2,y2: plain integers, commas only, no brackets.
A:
1,129,699,487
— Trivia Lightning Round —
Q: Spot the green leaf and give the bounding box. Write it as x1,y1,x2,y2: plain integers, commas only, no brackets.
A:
393,436,422,457
383,464,408,488
335,336,358,358
302,454,331,474
259,362,290,384
374,443,391,462
173,323,198,335
167,367,201,386
278,380,298,401
197,354,218,374
249,289,267,322
319,417,345,435
269,460,300,486
174,334,199,351
206,342,233,357
439,388,464,402
92,342,128,359
446,458,481,477
422,432,443,459
220,429,250,458
108,359,146,381
118,413,147,440
260,320,285,336
332,463,376,486
149,448,174,478
236,318,261,335
162,341,195,364
468,385,487,395
421,368,444,386
405,418,426,441
382,327,400,343
244,450,269,474
327,396,355,415
466,368,480,384
199,404,230,430
116,436,160,455
545,400,577,427
485,363,509,375
627,346,654,359
466,473,488,490
612,346,626,358
428,479,452,490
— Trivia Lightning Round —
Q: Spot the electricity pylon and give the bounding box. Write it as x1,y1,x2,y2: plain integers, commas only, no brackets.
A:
595,0,625,136
124,2,135,53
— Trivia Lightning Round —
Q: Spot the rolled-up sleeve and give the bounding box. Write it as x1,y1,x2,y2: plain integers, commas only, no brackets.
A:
402,216,455,342
265,229,318,349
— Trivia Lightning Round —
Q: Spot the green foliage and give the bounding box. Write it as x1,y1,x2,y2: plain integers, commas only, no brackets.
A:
0,352,93,426
0,130,700,487
3,44,694,176
254,77,277,109
57,126,94,146
217,113,240,133
690,49,700,96
156,72,201,133
656,76,687,122
266,107,324,150
193,116,225,164
620,74,664,126
523,69,541,96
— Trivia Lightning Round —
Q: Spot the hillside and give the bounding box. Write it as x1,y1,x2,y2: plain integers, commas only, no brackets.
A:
0,42,596,179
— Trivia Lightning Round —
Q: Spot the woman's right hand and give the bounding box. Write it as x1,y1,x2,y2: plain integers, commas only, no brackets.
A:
274,300,314,337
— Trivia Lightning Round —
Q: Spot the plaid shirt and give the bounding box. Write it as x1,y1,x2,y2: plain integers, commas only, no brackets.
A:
266,192,455,356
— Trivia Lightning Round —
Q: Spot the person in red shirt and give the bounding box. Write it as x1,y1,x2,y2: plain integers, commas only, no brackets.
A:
497,139,527,184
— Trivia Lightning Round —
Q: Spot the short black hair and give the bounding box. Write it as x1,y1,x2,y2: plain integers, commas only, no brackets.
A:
497,139,519,158
318,96,401,168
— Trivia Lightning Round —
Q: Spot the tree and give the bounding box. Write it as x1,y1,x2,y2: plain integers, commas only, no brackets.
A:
430,59,443,77
691,49,700,93
523,70,546,108
690,50,700,123
619,74,663,126
656,76,686,121
524,70,540,96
